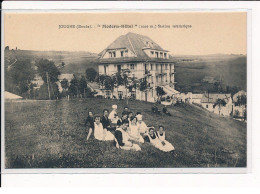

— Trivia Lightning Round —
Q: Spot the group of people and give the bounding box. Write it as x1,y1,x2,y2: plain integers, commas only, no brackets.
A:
85,104,175,152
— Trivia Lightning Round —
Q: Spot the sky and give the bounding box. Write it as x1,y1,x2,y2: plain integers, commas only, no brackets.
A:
4,12,247,55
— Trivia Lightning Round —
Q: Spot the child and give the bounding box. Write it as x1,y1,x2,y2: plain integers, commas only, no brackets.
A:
127,116,144,143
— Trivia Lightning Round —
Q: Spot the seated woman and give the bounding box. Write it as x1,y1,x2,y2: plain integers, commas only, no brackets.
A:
114,120,141,151
127,116,144,143
87,115,115,141
144,127,174,152
156,125,175,151
85,111,94,141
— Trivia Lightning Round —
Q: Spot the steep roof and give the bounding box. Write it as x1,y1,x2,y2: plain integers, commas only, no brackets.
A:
201,93,231,104
98,32,175,64
5,91,23,100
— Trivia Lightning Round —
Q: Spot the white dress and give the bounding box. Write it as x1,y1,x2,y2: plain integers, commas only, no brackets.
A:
147,132,174,152
128,124,144,143
108,110,119,124
137,121,148,134
156,131,175,152
94,122,114,141
115,128,141,151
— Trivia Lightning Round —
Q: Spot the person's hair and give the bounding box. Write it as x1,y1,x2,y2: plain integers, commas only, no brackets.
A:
94,115,101,120
88,111,93,116
148,127,155,132
130,116,137,121
159,125,164,130
122,119,129,125
136,112,141,115
128,111,133,116
122,111,128,117
103,109,109,113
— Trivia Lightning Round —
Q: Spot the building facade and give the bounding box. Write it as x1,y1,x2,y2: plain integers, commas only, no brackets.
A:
97,32,178,102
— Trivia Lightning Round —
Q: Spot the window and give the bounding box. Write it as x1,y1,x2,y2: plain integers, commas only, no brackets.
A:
121,51,124,57
165,64,168,70
109,52,112,58
106,91,111,97
156,64,159,71
150,64,153,70
151,51,154,56
113,52,116,57
160,52,163,58
131,91,136,99
130,64,135,70
155,52,159,58
125,50,128,57
164,53,167,58
206,105,209,108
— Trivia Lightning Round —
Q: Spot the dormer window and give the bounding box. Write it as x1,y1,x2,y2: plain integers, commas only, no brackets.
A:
160,52,163,58
164,53,167,58
121,51,124,57
113,51,116,57
151,51,154,56
125,50,128,57
155,52,159,58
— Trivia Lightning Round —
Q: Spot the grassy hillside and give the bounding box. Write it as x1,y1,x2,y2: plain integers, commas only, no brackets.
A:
175,55,247,93
5,99,246,168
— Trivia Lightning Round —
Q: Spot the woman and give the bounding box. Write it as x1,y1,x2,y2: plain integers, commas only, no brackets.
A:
156,125,175,151
85,111,94,141
127,116,144,143
144,127,174,152
114,120,141,151
136,114,148,134
87,115,115,141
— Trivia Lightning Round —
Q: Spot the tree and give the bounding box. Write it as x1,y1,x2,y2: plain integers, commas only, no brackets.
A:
68,76,79,97
36,59,60,83
235,94,247,107
97,74,106,90
79,76,88,97
213,98,227,116
38,82,60,100
156,86,166,101
61,79,69,91
6,58,35,98
86,68,98,82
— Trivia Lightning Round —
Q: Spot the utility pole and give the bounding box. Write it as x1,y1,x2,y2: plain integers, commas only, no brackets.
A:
46,72,51,100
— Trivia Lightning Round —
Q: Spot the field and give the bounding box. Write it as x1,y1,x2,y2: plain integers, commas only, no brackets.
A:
5,98,247,168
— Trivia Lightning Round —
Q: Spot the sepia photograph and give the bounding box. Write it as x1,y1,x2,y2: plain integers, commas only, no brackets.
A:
2,11,247,170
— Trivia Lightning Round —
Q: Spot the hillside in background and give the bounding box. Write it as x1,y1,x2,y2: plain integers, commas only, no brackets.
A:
174,54,247,93
5,50,246,93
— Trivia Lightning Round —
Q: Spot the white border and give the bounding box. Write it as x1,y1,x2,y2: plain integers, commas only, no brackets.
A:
1,1,252,177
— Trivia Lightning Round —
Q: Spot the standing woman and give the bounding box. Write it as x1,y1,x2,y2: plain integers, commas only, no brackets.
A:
156,125,175,151
86,111,94,141
93,115,115,141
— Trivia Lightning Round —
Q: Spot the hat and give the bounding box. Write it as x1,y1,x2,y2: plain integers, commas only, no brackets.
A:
112,104,117,109
136,114,143,121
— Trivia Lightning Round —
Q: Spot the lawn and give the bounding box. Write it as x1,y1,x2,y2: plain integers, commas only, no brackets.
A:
4,98,247,168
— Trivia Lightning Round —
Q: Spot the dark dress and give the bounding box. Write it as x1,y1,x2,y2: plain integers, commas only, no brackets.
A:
101,116,114,131
85,116,94,129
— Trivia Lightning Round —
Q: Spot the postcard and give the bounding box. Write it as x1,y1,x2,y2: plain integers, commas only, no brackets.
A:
2,11,248,174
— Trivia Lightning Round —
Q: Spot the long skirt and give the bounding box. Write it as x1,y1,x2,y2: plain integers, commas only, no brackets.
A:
96,131,115,141
152,139,175,152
